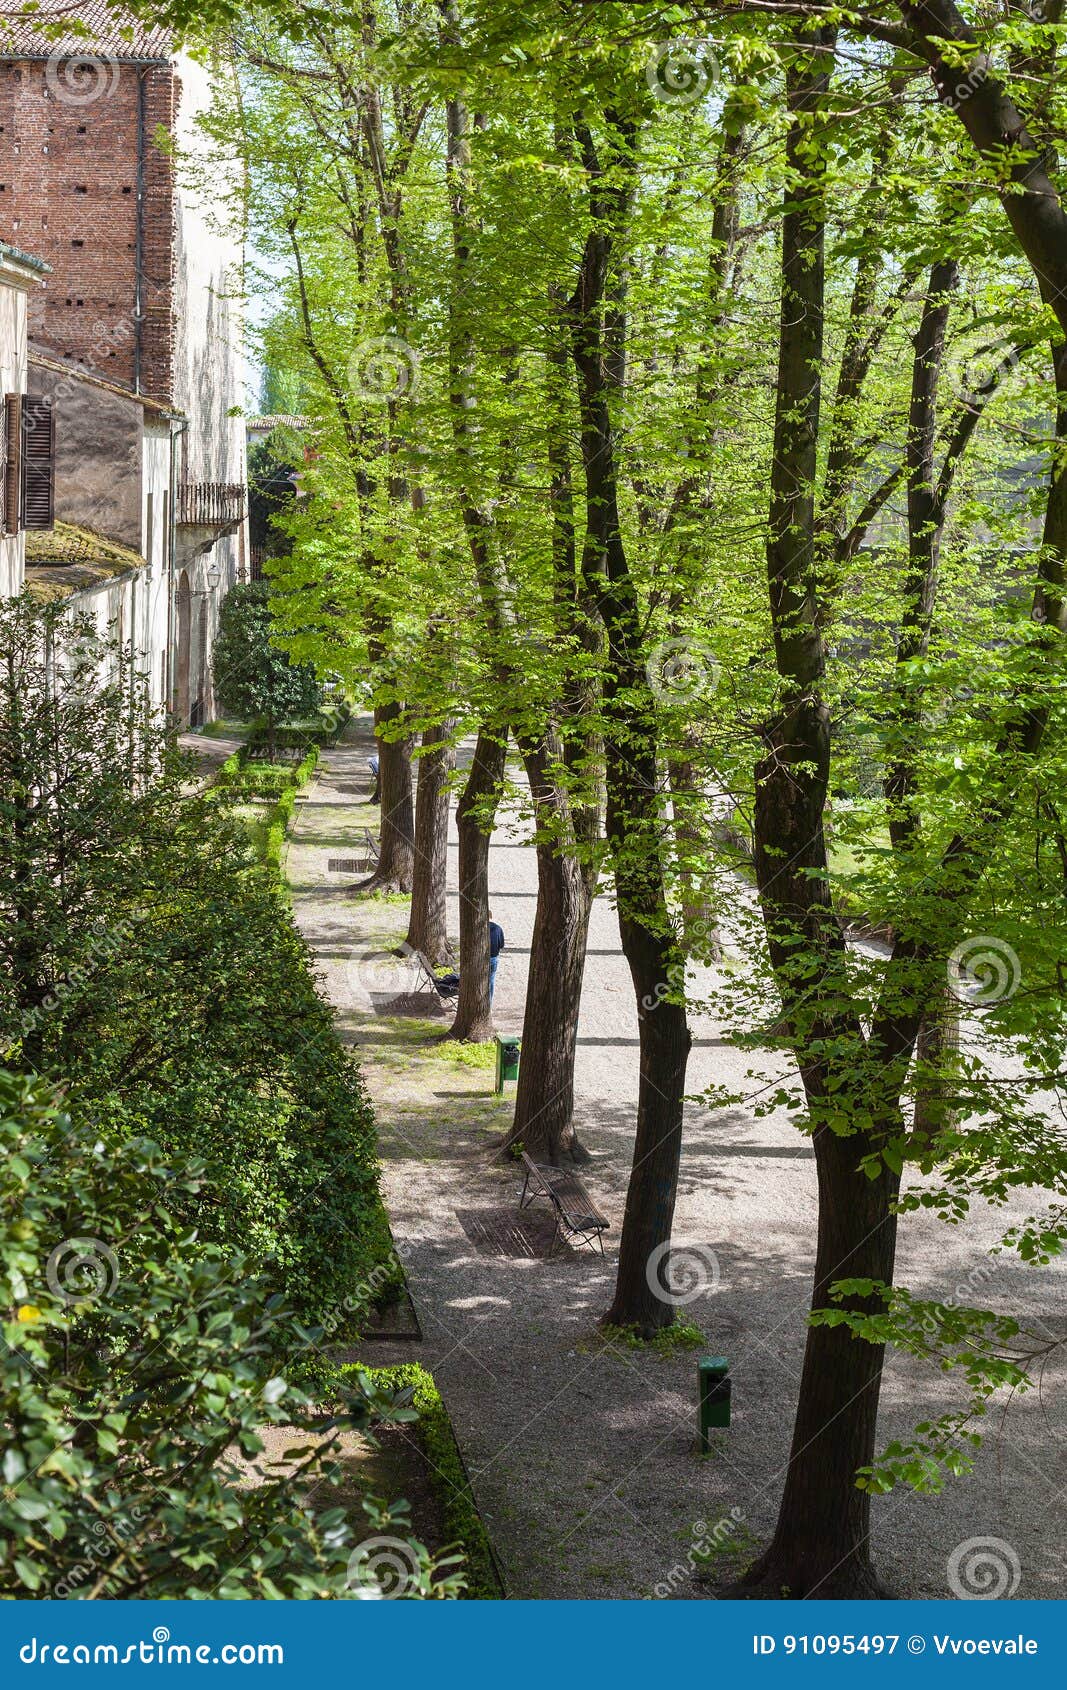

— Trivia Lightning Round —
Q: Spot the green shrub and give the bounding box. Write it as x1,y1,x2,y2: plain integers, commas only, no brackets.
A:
0,1072,454,1600
0,597,396,1326
249,710,350,753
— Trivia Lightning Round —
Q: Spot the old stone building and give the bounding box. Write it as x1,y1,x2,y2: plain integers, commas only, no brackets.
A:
0,2,248,724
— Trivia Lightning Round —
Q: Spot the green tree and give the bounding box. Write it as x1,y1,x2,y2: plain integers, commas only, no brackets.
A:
213,581,322,755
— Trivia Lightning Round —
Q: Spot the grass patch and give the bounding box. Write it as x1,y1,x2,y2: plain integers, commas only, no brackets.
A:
364,1015,442,1047
436,1038,496,1070
227,801,271,860
691,1517,761,1580
599,1320,706,1355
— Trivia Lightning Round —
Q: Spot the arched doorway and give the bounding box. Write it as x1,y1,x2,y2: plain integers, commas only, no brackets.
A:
175,572,192,726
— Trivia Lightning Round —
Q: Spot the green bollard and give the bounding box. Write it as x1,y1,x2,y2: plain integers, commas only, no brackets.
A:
698,1356,731,1448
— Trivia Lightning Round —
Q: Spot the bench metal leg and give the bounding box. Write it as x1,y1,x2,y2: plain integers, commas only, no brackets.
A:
546,1200,567,1257
558,1219,607,1255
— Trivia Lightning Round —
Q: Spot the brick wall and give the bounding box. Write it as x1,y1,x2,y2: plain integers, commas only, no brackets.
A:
0,58,178,404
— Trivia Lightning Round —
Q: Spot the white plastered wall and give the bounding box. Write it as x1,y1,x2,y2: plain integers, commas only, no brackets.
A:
0,263,29,596
168,52,250,720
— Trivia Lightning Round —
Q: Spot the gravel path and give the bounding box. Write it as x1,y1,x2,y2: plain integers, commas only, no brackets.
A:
287,719,1067,1601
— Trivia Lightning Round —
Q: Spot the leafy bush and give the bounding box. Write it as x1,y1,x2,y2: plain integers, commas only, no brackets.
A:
0,1072,452,1600
0,596,398,1324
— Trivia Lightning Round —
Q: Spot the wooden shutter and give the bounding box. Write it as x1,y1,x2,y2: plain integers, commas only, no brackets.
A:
20,395,54,531
2,393,20,534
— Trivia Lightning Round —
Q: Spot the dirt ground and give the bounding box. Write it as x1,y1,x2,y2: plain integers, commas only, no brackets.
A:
285,717,1067,1602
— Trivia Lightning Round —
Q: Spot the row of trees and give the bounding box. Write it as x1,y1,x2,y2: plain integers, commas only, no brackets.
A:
189,0,1067,1597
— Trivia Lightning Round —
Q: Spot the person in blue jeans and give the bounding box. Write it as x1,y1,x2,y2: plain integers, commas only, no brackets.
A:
488,912,505,1003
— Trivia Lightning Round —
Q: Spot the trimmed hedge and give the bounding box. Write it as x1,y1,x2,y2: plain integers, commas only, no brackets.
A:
356,1364,503,1599
1,597,400,1407
6,767,398,1329
263,747,319,874
210,745,320,876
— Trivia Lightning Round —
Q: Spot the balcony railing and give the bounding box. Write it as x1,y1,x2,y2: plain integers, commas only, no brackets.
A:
178,482,247,527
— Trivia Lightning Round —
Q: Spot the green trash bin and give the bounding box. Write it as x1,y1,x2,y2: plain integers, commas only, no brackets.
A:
698,1356,731,1448
494,1036,521,1093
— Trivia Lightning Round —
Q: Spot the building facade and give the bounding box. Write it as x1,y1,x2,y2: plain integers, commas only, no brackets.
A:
0,239,49,595
0,2,248,724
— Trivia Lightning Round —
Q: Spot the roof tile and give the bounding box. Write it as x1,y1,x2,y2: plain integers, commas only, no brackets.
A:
0,2,171,63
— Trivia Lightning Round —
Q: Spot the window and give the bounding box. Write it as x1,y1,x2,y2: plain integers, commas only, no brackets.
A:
20,396,55,531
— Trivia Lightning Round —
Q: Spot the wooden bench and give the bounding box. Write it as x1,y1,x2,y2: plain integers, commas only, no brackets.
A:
518,1151,609,1255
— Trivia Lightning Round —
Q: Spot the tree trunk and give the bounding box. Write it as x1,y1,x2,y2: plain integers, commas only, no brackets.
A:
603,988,691,1335
667,746,722,957
449,727,506,1042
899,0,1067,338
357,701,414,894
504,742,595,1163
736,28,905,1595
566,112,692,1331
913,986,960,1137
403,721,455,965
739,1134,900,1598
